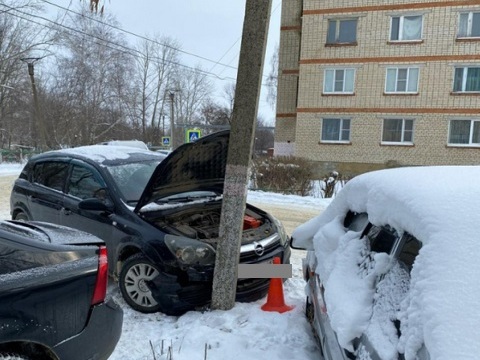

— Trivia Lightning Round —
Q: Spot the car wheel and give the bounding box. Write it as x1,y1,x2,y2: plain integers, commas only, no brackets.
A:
119,254,163,313
0,354,31,360
13,212,29,221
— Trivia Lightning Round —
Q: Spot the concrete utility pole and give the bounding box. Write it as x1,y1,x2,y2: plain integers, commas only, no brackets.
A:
211,0,272,310
21,57,46,150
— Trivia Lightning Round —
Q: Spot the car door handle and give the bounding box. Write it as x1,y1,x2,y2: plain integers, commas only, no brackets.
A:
62,208,72,216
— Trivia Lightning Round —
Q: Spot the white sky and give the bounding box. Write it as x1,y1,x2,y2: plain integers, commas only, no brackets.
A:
43,0,282,124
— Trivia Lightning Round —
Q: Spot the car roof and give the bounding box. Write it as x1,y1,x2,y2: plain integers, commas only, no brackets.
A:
293,165,480,358
99,140,149,150
31,145,165,166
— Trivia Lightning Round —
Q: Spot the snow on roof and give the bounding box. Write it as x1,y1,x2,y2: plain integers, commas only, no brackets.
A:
292,166,480,359
53,145,162,163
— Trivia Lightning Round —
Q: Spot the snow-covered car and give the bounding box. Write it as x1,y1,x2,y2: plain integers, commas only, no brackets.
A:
291,166,480,360
10,130,291,315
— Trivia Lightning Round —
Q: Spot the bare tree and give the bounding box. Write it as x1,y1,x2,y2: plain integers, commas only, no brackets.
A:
223,82,236,121
49,5,134,146
265,44,278,109
197,100,230,134
171,66,212,144
133,35,180,145
0,0,55,148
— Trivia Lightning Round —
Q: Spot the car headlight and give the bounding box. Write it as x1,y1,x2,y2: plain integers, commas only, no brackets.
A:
272,216,289,247
164,235,216,266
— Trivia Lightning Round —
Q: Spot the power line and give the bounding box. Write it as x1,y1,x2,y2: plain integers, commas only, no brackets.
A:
1,3,238,82
39,0,239,72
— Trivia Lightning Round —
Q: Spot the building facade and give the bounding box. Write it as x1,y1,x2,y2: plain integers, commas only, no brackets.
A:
275,0,480,175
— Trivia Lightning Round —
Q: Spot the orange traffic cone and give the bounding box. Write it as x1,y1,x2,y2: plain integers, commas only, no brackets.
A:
261,257,294,313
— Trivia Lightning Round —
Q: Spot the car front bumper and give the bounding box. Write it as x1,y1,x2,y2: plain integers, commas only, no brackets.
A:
148,244,291,315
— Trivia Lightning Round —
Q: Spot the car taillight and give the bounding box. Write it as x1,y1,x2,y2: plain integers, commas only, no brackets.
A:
91,245,108,306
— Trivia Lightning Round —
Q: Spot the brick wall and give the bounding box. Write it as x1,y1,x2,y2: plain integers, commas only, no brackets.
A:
275,0,480,171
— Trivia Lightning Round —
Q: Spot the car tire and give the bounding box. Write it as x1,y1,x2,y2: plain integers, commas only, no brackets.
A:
119,254,163,313
0,354,31,360
13,212,29,221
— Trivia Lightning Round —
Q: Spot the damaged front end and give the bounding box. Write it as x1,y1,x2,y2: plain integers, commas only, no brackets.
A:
141,198,290,315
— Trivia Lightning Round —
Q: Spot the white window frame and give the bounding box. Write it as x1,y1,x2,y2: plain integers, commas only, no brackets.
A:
321,118,351,143
381,118,414,145
385,67,419,93
390,15,423,41
458,11,480,38
453,66,480,92
448,119,480,146
323,68,356,94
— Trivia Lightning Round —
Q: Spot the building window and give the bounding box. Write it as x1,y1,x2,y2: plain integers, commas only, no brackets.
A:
458,12,480,38
382,119,414,144
453,67,480,92
390,15,423,41
385,67,419,93
448,120,480,146
327,19,358,44
321,118,351,142
323,68,355,94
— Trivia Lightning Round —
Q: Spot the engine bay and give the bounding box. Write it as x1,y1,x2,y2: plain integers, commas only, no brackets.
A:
147,203,275,245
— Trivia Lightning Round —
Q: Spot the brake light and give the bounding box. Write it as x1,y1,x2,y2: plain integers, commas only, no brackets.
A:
243,215,262,230
91,245,108,306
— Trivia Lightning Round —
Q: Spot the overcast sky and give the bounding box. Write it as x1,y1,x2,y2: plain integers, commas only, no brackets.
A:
44,0,282,123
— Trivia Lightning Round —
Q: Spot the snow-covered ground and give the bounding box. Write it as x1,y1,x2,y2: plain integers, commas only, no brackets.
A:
0,163,330,360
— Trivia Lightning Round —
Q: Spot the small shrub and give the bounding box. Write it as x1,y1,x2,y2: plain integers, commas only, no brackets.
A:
251,156,314,196
311,171,349,198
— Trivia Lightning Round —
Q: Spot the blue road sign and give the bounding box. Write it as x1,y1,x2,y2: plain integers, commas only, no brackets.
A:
186,129,201,143
162,136,171,146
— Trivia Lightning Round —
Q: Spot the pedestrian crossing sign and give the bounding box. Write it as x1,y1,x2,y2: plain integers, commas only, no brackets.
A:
186,129,201,143
162,136,171,146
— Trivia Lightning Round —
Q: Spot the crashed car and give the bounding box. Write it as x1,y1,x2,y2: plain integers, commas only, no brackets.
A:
10,130,291,315
291,166,480,360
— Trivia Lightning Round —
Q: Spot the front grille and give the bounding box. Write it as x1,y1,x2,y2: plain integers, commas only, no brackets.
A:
239,234,281,263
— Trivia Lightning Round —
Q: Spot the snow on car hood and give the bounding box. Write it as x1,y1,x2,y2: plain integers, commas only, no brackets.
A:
292,166,480,359
135,130,229,212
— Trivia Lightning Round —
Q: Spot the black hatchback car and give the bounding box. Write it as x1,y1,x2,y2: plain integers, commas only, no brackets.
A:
10,131,291,315
0,220,122,360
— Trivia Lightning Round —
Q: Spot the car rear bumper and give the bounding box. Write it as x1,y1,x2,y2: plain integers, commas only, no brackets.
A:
53,298,123,360
149,245,291,315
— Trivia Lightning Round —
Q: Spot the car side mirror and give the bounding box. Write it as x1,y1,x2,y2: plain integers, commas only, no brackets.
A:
78,198,113,212
289,236,313,251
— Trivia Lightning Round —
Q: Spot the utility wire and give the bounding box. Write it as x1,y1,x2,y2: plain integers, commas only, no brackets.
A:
39,0,239,72
1,3,238,82
212,0,282,78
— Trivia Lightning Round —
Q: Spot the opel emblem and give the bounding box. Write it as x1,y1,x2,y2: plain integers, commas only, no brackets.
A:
254,242,265,256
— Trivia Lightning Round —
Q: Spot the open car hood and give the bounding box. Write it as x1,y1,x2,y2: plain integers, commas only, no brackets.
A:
134,130,229,212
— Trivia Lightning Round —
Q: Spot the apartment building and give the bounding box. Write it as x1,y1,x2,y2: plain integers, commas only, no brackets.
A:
275,0,480,175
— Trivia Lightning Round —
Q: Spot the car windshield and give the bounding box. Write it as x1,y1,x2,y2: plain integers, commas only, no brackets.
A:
106,160,160,204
